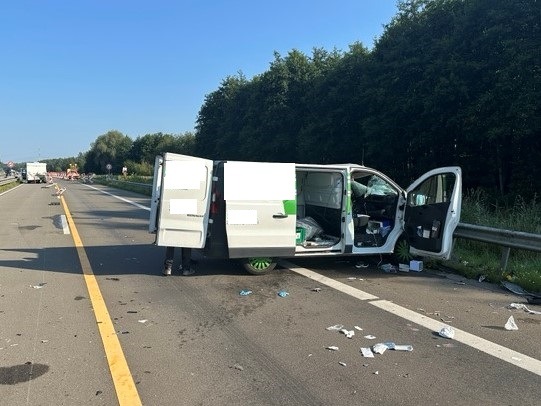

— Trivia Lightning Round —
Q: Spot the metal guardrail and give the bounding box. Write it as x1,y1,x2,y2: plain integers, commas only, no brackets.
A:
454,222,541,270
92,177,152,195
0,176,18,187
107,179,152,189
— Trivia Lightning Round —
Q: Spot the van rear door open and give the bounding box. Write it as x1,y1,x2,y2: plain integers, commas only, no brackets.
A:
155,153,214,248
224,161,296,258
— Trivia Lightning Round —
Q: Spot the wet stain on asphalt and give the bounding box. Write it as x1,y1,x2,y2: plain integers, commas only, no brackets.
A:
0,363,49,384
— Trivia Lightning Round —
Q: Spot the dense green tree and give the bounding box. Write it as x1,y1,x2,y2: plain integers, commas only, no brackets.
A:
193,0,540,199
84,130,132,174
130,132,177,164
195,74,250,159
299,43,368,163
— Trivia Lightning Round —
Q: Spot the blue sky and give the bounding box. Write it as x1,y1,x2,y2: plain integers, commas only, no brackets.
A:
0,0,398,163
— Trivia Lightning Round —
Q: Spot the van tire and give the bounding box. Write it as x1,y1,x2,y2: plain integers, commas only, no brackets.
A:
241,257,277,275
392,236,412,265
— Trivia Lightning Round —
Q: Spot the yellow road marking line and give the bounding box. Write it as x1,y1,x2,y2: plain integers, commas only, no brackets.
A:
60,195,142,406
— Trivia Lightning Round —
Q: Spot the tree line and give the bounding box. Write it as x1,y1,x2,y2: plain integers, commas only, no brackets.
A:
5,0,539,199
195,0,540,198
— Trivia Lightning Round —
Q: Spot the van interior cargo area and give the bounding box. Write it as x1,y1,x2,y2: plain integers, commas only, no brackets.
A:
295,170,342,249
295,170,399,249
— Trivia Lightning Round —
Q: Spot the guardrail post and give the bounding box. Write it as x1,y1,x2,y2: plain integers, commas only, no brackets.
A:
500,246,511,272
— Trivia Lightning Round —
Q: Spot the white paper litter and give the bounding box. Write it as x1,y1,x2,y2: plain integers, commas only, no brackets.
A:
364,334,376,340
438,326,455,339
393,344,413,351
372,343,388,354
339,328,355,339
326,346,339,351
508,303,541,315
360,347,375,358
505,315,518,331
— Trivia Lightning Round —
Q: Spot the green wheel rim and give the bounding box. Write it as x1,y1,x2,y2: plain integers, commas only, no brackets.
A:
248,257,273,270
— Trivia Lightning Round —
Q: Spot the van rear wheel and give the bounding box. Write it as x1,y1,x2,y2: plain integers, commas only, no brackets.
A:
241,257,277,275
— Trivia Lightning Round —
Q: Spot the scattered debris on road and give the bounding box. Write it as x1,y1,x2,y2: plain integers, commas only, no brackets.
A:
501,281,541,305
380,263,398,273
508,303,541,315
504,315,518,331
438,326,455,339
372,343,387,354
339,328,355,339
360,347,375,358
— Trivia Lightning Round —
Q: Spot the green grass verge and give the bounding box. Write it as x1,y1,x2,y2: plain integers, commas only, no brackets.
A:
0,180,21,194
92,175,152,196
443,189,541,294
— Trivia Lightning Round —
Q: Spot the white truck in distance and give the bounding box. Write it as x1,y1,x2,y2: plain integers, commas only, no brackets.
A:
24,162,48,183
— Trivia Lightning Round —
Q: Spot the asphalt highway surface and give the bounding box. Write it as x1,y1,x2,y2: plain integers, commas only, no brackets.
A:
1,180,540,405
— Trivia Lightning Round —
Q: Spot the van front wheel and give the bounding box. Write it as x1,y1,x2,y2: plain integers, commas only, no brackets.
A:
241,257,277,275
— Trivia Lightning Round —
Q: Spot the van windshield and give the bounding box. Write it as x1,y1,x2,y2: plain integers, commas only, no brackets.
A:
352,175,397,197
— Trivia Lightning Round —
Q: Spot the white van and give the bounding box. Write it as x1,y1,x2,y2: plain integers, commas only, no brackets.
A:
149,153,462,274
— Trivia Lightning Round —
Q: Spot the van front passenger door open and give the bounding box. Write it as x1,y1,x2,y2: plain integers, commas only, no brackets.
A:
404,167,462,260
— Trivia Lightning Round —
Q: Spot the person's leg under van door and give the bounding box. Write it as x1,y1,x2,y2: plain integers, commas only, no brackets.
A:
180,248,195,276
163,246,174,276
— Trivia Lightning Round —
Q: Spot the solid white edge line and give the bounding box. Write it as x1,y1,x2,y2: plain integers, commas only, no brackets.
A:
82,183,150,211
282,260,541,377
282,260,379,301
0,183,23,196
